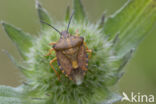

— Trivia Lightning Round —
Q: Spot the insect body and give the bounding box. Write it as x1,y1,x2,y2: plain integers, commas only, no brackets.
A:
42,13,92,85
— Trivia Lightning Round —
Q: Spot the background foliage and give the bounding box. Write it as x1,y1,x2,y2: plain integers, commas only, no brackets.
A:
0,0,156,104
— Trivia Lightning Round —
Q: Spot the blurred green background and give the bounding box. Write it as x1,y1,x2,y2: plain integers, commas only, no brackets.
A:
0,0,156,103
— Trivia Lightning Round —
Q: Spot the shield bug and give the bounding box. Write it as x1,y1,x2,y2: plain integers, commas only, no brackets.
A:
41,12,92,85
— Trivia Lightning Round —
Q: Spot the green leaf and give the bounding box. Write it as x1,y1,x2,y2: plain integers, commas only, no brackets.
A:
0,85,45,104
0,86,21,97
0,86,24,104
2,50,31,77
2,50,26,70
105,49,134,86
1,22,33,59
36,0,52,30
98,12,106,29
65,6,70,22
103,0,156,56
0,97,22,104
101,92,121,104
73,0,86,22
117,49,134,71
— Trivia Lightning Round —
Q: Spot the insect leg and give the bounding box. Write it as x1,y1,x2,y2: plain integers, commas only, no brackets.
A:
45,48,54,56
84,42,92,58
86,49,92,58
49,57,60,80
84,42,89,50
82,66,88,71
49,42,56,45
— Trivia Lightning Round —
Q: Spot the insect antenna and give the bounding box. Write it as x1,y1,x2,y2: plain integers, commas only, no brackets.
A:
67,11,74,33
40,20,61,35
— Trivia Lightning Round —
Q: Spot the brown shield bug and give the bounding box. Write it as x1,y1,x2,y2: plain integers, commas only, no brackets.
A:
41,12,92,85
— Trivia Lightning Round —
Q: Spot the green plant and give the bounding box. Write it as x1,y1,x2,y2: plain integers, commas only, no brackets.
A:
1,0,156,104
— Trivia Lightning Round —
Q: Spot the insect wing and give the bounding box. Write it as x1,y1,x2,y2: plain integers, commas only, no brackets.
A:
78,44,88,71
56,51,72,75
